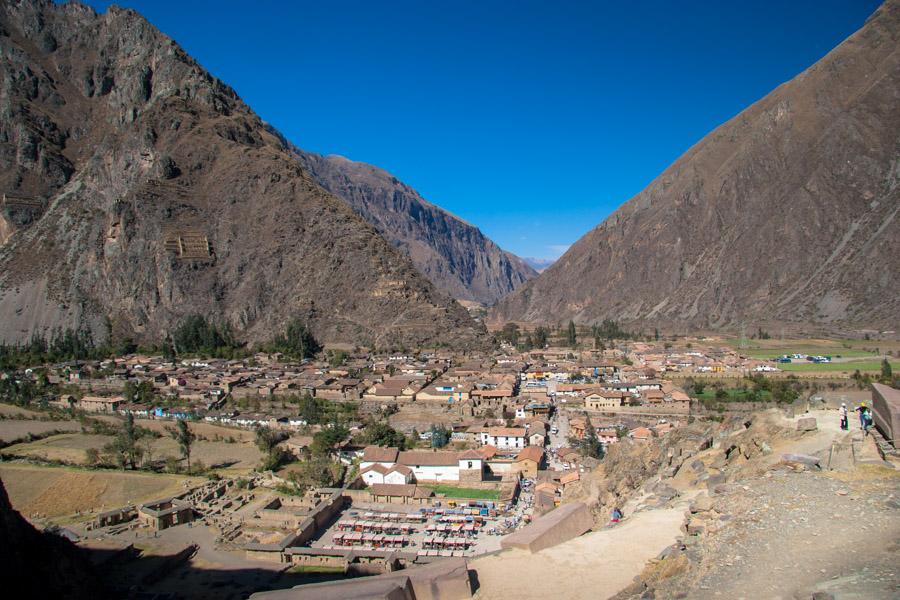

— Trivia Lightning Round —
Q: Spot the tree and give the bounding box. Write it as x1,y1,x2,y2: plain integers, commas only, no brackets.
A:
533,326,549,349
364,421,406,448
270,319,321,359
85,447,101,466
566,321,577,348
312,424,349,456
881,358,893,381
329,350,348,368
430,424,450,448
654,328,659,341
570,414,604,459
255,425,282,454
498,323,520,346
297,394,322,424
120,412,139,469
167,419,196,473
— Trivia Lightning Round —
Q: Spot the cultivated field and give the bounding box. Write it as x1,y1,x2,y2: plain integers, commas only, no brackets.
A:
93,415,257,442
0,404,46,418
725,337,895,360
0,463,203,520
0,419,82,442
777,359,894,373
3,431,263,472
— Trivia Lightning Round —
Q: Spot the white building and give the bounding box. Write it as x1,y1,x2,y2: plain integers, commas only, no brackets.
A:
479,427,527,451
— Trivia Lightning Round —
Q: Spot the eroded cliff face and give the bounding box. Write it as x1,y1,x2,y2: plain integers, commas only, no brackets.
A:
0,0,484,349
492,0,900,331
294,152,537,306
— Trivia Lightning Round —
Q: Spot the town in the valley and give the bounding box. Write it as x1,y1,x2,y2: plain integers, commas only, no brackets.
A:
2,322,898,598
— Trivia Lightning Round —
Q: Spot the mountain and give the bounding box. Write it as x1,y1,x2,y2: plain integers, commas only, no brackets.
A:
491,0,900,332
293,151,537,305
521,257,556,273
0,0,484,350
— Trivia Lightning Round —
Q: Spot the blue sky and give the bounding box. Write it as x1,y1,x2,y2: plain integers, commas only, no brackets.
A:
80,0,881,260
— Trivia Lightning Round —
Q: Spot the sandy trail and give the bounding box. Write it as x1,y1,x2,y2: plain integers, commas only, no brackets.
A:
472,504,686,600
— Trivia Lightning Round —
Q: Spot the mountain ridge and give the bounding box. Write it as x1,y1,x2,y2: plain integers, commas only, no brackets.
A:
0,0,485,350
490,0,900,332
292,149,537,305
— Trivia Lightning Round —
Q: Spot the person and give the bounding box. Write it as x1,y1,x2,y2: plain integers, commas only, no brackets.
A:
839,403,848,431
856,402,871,434
610,507,623,523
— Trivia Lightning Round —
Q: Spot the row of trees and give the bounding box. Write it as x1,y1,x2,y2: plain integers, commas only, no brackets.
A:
1,315,325,369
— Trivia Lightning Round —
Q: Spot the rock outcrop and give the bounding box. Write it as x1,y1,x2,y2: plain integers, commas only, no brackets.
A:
294,152,537,306
491,0,900,332
0,0,484,349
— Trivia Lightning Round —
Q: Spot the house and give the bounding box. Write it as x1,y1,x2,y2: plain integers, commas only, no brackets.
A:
457,449,485,484
78,396,125,413
360,446,400,470
529,432,546,447
360,463,413,486
396,450,460,482
641,389,665,405
139,497,194,530
584,390,629,410
279,435,313,458
559,470,580,487
479,427,527,451
630,426,654,441
512,446,544,478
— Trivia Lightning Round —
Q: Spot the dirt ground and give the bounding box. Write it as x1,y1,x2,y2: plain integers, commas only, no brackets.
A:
472,504,688,600
0,463,203,521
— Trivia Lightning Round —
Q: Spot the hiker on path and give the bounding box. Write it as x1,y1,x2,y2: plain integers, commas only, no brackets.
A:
610,507,623,523
856,403,871,434
839,403,848,431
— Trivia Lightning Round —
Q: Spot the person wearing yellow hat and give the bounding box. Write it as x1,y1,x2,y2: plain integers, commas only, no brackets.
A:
855,402,870,433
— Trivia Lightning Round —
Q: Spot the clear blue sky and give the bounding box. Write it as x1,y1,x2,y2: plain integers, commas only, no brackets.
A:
80,0,881,260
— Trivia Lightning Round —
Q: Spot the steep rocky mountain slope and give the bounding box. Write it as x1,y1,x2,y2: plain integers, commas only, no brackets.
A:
294,152,537,305
492,0,900,331
0,0,484,349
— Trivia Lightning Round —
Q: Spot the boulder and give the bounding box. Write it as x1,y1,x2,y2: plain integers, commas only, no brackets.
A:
782,453,821,468
500,502,593,553
796,417,818,432
691,494,714,513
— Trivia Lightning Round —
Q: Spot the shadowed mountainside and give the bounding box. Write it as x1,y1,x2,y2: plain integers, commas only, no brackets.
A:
294,151,537,305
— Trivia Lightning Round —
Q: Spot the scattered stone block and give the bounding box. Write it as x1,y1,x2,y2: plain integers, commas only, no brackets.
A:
796,417,818,432
691,494,713,513
500,502,593,553
782,453,821,468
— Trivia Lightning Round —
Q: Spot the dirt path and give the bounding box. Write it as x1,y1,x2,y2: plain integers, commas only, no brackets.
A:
472,503,687,600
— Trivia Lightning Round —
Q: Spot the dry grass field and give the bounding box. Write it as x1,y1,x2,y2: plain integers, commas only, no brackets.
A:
93,415,257,442
0,463,203,520
0,419,81,442
0,404,45,418
3,430,263,472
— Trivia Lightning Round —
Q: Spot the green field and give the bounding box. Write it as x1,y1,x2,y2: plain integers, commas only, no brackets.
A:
426,485,500,500
739,347,877,360
776,359,893,373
